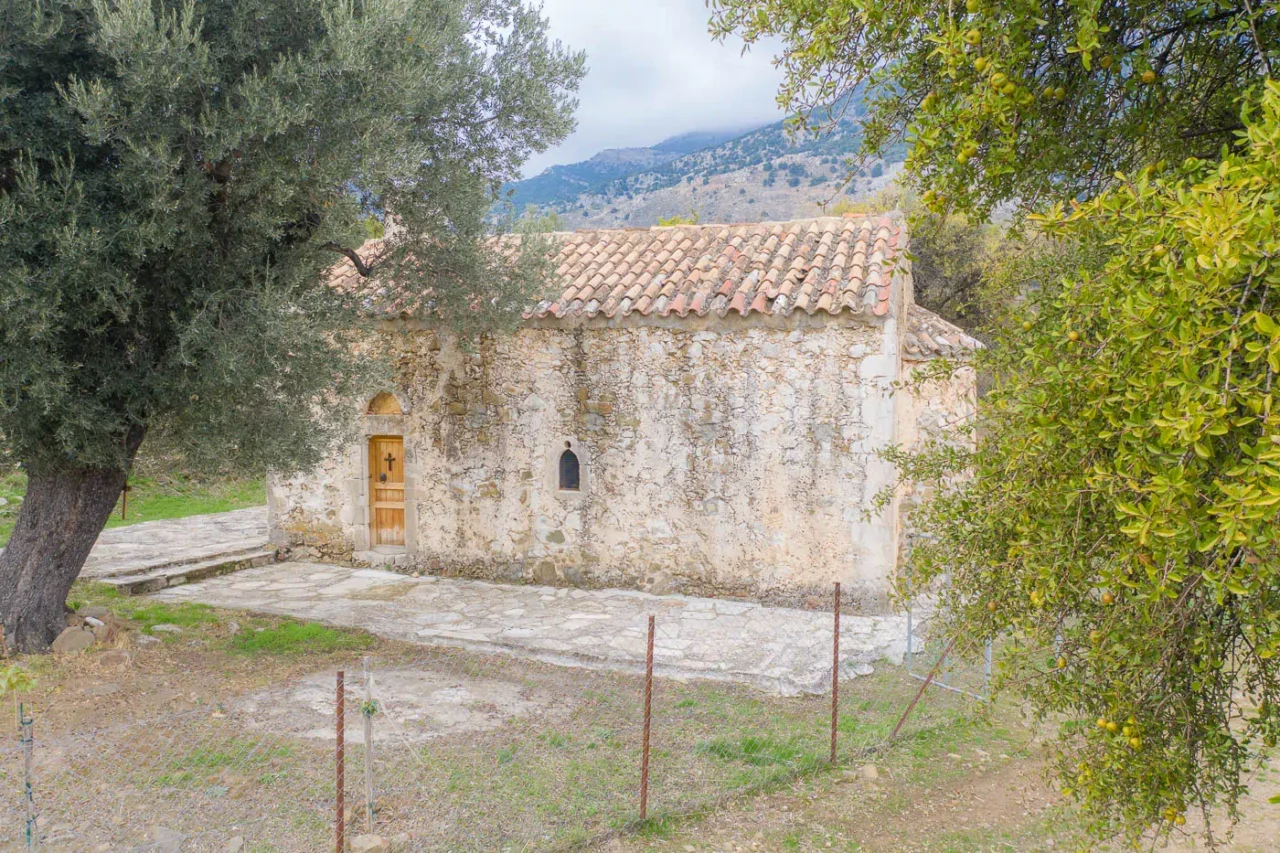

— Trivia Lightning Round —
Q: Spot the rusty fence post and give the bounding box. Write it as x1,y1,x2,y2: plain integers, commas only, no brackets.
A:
336,670,345,853
890,636,959,742
640,614,655,821
831,582,841,764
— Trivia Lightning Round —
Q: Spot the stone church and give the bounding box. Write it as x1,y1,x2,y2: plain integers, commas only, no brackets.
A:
268,215,978,610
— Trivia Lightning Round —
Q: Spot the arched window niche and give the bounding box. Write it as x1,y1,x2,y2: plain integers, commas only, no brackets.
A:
558,442,581,491
367,392,404,416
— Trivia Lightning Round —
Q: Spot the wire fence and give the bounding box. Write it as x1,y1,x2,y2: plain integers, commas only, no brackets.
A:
2,589,990,852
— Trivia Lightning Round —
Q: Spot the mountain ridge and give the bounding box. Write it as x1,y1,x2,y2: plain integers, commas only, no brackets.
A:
502,97,907,230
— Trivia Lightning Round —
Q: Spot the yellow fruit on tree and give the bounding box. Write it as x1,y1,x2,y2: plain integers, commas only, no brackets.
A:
966,0,979,11
1096,718,1108,729
1054,86,1066,100
1101,592,1114,605
1142,70,1157,84
964,29,981,46
1129,737,1141,749
1067,330,1080,342
1106,721,1119,733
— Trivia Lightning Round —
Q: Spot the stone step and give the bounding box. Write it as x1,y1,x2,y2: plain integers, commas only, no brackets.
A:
101,547,278,596
87,541,272,580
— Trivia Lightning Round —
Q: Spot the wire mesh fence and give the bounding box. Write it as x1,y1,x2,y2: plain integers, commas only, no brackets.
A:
0,705,335,852
3,591,992,852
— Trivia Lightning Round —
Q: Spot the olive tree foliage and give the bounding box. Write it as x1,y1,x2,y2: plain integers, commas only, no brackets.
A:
0,0,583,651
711,0,1279,218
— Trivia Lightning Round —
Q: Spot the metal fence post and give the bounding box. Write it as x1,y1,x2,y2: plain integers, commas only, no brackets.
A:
362,658,375,833
20,703,37,852
639,614,654,821
336,671,345,853
831,582,840,764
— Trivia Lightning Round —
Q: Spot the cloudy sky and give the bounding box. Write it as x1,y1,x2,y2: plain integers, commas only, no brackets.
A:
521,0,786,178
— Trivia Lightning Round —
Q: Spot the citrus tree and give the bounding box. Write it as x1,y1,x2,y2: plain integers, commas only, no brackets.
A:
712,0,1280,842
895,87,1280,842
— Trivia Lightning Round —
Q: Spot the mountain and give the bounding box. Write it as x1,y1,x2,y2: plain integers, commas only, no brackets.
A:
502,99,908,230
505,126,760,210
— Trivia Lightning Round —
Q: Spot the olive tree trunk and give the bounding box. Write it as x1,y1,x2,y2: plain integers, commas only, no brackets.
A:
0,444,140,653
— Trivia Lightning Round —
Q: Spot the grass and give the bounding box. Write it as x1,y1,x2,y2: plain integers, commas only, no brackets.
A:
228,619,376,655
68,582,374,655
155,738,296,787
0,468,265,547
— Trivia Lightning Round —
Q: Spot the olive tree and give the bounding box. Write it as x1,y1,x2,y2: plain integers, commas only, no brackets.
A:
0,0,583,652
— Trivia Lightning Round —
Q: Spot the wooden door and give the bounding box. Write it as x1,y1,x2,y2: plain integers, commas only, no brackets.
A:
369,436,405,546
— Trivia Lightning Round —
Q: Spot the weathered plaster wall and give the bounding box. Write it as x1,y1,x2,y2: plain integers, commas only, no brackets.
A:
895,359,979,566
270,314,910,609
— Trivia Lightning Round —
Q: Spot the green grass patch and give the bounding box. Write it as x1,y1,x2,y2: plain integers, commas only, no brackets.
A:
228,619,375,655
155,738,295,787
0,469,265,547
0,468,25,548
129,602,221,634
698,734,822,771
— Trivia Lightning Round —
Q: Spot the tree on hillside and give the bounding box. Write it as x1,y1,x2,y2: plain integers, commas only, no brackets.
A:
714,0,1280,843
0,0,583,652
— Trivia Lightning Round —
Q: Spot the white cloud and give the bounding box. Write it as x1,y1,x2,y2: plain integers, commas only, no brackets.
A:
522,0,785,177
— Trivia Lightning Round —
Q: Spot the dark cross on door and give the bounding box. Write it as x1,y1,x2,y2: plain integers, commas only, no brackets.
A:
384,452,396,473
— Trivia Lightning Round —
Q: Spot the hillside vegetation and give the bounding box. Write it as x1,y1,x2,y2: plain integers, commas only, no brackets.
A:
504,100,908,229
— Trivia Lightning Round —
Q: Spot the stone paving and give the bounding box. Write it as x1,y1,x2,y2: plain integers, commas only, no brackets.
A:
78,508,268,579
151,561,911,695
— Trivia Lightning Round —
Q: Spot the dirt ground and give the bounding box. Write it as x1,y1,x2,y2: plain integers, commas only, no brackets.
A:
3,585,1276,852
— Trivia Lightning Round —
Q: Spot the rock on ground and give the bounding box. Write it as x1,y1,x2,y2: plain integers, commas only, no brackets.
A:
51,627,95,655
350,835,391,853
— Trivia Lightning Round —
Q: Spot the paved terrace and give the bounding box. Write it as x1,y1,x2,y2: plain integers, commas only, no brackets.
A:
0,508,268,579
151,562,911,695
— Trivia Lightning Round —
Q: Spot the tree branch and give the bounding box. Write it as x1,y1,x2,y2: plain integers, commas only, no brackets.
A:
322,242,375,277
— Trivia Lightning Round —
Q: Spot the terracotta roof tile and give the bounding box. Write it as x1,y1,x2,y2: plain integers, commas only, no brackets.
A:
904,304,983,360
330,216,905,323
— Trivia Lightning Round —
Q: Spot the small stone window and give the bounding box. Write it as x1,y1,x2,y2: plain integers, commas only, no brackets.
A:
558,443,581,491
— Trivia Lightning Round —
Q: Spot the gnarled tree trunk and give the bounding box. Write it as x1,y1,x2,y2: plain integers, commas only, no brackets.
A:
0,437,142,653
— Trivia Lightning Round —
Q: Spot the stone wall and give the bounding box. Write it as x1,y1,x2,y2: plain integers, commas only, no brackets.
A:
895,358,979,568
270,312,911,609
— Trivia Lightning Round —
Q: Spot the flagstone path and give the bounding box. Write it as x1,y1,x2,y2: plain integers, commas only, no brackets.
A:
150,561,912,695
0,508,269,580
78,508,269,579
